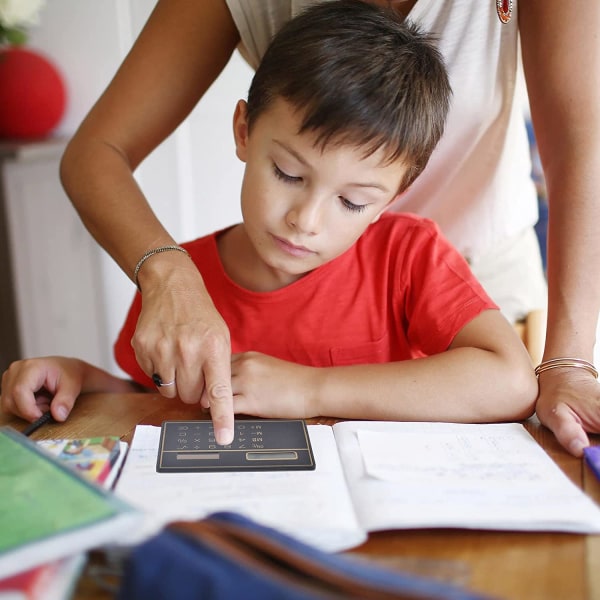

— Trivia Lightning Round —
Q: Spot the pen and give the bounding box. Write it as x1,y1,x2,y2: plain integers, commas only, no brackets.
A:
583,446,600,483
22,411,55,437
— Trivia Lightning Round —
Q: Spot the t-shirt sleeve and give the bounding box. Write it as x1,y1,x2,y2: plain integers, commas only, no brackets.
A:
399,220,499,356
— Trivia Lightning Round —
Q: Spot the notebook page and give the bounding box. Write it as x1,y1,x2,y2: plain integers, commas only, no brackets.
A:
333,421,600,534
114,424,366,552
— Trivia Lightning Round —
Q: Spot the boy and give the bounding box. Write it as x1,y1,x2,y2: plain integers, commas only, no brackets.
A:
0,1,537,434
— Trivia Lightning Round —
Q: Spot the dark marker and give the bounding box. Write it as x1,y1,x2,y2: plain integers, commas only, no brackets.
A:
22,411,55,437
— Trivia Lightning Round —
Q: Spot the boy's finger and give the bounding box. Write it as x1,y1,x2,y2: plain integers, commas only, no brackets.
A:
49,385,80,422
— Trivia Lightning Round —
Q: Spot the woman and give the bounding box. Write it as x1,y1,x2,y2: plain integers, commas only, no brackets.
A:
57,0,600,452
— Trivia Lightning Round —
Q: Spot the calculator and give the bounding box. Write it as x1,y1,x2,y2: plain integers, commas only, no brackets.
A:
156,419,316,473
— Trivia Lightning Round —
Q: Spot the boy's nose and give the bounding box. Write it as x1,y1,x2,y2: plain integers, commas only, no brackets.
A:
286,196,322,235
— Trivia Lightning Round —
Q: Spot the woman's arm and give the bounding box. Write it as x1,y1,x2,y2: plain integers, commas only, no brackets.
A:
230,310,538,423
520,0,600,455
60,0,241,444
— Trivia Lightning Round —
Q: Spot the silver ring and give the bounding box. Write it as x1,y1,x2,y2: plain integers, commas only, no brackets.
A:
152,373,176,387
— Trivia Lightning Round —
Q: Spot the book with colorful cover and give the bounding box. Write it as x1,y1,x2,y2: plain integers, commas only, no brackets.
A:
37,436,124,485
0,555,85,600
0,429,135,597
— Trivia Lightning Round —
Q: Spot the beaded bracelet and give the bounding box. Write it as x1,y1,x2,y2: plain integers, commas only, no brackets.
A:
534,357,598,379
133,245,191,291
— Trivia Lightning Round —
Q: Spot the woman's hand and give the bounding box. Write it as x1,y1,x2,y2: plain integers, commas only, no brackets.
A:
133,259,234,444
535,369,600,457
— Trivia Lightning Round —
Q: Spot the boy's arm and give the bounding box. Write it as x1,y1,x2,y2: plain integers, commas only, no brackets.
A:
230,310,538,423
0,357,144,423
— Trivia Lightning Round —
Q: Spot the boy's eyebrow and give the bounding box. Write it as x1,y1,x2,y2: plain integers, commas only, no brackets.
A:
273,139,392,193
273,139,310,166
347,181,391,193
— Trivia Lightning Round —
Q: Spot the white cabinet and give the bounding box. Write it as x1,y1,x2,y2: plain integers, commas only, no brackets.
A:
1,139,112,371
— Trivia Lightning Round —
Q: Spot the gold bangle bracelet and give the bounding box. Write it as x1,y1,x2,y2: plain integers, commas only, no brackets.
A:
534,358,598,379
133,245,190,291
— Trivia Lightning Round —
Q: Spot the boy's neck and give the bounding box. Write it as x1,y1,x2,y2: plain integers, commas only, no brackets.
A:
216,224,310,292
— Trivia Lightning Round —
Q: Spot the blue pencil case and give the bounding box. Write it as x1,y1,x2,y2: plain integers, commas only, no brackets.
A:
117,511,489,600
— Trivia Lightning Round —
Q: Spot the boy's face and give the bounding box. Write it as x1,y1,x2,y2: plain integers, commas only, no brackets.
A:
232,98,409,286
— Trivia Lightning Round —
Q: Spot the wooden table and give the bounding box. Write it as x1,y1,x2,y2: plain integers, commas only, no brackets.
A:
2,393,599,600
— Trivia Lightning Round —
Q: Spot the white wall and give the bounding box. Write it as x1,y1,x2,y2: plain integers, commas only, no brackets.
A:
26,1,253,374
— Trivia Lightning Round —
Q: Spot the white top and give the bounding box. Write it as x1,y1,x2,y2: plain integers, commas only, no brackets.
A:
225,0,537,260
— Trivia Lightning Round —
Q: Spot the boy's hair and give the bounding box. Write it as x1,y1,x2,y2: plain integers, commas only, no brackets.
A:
246,0,451,192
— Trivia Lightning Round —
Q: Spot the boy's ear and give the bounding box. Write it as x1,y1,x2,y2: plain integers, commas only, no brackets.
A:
233,99,249,162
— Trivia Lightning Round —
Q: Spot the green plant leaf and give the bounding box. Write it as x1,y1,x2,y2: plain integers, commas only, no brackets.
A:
4,27,28,46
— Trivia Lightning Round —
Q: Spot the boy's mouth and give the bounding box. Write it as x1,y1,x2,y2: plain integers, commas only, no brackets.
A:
272,234,315,258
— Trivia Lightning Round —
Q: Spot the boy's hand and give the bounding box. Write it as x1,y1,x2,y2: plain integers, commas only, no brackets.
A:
535,369,600,456
230,352,317,419
0,357,84,423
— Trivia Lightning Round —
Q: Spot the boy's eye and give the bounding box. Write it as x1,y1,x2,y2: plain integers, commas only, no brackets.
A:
341,197,367,214
273,162,366,213
273,163,301,184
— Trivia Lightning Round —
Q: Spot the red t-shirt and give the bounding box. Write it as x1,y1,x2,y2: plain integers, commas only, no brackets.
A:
115,213,497,387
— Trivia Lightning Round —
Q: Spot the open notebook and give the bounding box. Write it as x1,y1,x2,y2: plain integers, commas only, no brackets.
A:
114,421,600,553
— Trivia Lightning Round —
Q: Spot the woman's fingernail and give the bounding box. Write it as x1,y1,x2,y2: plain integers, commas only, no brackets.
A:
569,439,587,456
216,428,234,446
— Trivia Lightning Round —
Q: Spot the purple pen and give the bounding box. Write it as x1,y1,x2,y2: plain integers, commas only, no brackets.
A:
583,446,600,483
